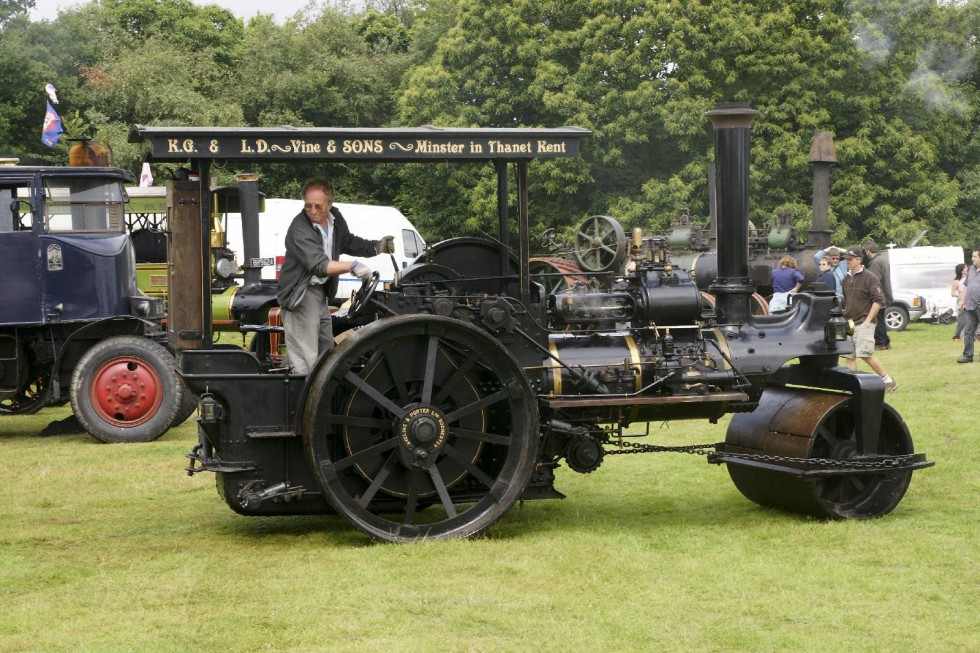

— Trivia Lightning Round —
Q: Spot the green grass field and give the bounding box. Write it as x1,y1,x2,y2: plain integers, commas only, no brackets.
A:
1,321,977,652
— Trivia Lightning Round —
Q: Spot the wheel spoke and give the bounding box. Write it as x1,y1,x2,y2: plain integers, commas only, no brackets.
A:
442,443,496,489
847,475,868,494
813,423,839,450
332,437,399,472
383,343,410,403
432,352,480,405
421,335,439,404
445,389,508,423
358,452,397,508
449,426,510,446
323,414,391,430
343,371,407,419
403,470,424,525
428,465,457,518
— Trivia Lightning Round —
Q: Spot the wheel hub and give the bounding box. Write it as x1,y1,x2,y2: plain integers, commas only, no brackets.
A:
398,405,448,451
395,405,450,471
92,359,162,424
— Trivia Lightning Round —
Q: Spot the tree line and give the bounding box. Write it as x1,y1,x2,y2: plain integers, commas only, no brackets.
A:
2,0,978,250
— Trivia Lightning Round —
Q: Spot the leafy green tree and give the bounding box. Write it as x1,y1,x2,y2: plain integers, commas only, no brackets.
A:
0,0,32,27
396,0,979,249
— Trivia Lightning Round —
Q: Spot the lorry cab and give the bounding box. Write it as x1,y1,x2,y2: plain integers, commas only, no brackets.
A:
0,167,158,326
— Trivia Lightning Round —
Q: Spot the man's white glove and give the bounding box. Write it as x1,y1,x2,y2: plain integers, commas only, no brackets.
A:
379,235,396,255
350,260,372,280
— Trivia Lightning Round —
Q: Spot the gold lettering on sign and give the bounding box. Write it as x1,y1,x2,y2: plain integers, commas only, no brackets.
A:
240,140,254,154
167,139,197,153
415,140,466,154
536,140,567,153
289,139,321,154
342,139,383,154
256,139,269,153
487,140,532,154
210,139,220,153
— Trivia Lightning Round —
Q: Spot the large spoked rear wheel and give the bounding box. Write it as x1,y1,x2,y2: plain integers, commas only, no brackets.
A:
302,314,539,542
70,336,183,443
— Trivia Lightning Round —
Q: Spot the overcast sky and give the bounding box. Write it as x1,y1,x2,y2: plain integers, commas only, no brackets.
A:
28,0,319,24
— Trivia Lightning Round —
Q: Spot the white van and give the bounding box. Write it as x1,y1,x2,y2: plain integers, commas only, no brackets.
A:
887,245,965,320
224,198,426,300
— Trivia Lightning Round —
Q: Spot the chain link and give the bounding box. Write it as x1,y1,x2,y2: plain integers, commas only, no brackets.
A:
604,440,919,470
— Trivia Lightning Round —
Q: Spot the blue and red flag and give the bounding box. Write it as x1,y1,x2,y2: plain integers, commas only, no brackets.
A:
41,101,63,147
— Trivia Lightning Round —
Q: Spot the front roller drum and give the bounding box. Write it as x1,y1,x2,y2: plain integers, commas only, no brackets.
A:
301,314,539,542
724,387,914,519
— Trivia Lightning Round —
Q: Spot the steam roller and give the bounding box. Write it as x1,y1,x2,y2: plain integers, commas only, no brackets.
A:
145,103,933,543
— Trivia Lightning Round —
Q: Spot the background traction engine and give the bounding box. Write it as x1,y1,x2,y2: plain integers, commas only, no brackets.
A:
176,107,930,543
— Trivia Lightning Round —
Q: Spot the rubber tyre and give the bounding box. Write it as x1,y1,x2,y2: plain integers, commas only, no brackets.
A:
70,336,183,443
884,305,908,332
172,385,197,426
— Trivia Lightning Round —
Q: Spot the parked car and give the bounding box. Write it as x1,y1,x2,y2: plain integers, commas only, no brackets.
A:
883,289,927,331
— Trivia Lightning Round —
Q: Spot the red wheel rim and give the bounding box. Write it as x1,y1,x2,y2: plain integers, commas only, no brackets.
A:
89,356,164,427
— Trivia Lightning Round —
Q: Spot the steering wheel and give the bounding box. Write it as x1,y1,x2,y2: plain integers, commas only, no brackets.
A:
347,271,380,318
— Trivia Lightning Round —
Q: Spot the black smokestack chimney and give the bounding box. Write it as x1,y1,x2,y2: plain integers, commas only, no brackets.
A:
705,102,759,325
236,173,262,290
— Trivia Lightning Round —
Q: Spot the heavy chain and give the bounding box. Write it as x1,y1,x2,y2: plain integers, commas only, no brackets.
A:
605,441,720,456
604,440,920,470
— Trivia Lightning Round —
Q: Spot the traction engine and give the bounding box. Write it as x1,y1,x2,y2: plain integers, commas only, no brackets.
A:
130,105,933,543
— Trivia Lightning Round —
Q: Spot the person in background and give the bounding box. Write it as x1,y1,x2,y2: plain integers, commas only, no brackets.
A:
813,246,847,299
276,179,396,375
814,255,837,291
956,248,980,364
770,255,804,312
840,246,897,393
863,241,893,351
952,263,967,341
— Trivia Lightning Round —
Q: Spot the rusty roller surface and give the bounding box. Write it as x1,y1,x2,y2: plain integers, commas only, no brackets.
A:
725,387,913,519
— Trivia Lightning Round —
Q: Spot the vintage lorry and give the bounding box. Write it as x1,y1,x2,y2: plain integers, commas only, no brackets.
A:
128,103,932,542
0,162,191,442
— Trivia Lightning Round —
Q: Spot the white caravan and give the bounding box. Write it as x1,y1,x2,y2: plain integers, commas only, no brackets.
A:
887,245,965,321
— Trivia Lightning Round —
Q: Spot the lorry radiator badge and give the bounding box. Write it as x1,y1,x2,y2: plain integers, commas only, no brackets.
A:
47,244,63,271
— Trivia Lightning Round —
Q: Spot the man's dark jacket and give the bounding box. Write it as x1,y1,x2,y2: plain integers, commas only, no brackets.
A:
276,206,378,310
866,251,893,305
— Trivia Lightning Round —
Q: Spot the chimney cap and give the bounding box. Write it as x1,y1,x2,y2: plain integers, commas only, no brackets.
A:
809,130,837,163
705,102,759,129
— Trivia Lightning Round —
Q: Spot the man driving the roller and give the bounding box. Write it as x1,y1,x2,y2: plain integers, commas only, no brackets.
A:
276,179,396,375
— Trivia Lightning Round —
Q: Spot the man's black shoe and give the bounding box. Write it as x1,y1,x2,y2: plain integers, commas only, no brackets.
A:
957,356,973,364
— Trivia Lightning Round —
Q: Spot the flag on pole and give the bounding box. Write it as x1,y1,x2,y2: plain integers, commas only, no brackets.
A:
140,162,154,187
41,101,64,147
45,83,59,104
